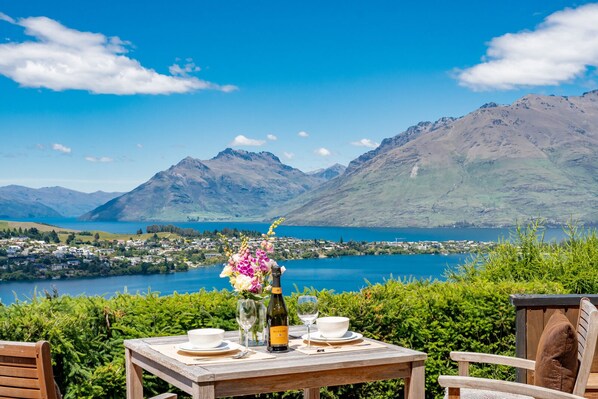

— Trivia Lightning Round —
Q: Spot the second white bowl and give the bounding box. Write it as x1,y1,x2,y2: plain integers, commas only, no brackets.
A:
316,316,350,338
187,328,225,348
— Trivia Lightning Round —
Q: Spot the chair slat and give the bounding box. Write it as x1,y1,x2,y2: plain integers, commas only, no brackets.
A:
0,386,42,399
0,366,38,379
0,376,41,389
573,298,598,396
0,356,36,367
0,345,37,359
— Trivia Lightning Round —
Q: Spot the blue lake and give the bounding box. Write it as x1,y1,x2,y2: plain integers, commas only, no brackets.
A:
10,217,567,242
0,218,569,306
0,254,469,305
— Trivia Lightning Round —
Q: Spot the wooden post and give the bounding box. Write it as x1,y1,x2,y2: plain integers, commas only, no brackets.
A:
125,348,144,399
448,387,461,399
192,382,216,399
304,387,321,399
406,360,425,399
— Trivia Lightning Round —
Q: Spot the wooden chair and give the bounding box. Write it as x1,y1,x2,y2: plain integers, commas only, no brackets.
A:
0,340,61,399
439,297,598,399
0,340,176,399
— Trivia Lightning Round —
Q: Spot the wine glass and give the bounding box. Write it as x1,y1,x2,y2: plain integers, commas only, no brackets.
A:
297,295,318,347
236,299,257,354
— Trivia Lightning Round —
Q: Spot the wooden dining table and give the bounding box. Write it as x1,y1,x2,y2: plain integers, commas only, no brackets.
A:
124,327,427,399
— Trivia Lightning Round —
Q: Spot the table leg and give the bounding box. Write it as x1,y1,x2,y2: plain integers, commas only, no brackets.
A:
125,348,144,399
192,382,215,399
303,387,320,399
405,360,425,399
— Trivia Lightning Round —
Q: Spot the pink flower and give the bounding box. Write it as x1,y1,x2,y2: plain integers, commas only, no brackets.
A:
219,217,285,297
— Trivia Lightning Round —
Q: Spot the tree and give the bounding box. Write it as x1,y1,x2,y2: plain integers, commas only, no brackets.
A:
136,229,143,235
94,233,100,241
49,230,60,243
66,233,76,245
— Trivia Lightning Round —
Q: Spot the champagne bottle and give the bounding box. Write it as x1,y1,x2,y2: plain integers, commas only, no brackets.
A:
267,265,289,352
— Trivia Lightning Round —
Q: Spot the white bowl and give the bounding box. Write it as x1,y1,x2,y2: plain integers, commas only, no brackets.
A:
316,316,350,338
187,328,225,349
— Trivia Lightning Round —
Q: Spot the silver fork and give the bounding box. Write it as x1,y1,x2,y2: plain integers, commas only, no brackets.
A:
232,349,251,359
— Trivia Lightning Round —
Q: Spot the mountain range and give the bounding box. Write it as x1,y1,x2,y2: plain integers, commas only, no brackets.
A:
5,90,598,227
0,186,122,219
283,91,598,227
81,149,334,221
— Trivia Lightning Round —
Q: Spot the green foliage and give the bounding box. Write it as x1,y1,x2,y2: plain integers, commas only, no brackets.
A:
0,279,562,399
1,223,595,398
450,222,598,293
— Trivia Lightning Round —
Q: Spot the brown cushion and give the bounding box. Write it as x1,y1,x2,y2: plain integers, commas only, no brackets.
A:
534,310,579,393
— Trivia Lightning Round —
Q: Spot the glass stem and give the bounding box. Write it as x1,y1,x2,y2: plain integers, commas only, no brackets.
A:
307,323,311,348
245,328,249,351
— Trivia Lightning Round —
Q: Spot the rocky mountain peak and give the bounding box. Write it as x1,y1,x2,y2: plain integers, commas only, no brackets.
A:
81,148,321,222
345,116,458,174
172,156,209,171
308,163,347,181
213,148,282,164
479,102,499,109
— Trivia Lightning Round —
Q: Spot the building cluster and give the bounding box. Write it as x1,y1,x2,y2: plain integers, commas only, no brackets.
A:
0,234,494,281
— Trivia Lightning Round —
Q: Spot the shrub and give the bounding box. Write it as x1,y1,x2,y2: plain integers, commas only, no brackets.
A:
0,279,563,399
2,222,594,399
450,222,598,293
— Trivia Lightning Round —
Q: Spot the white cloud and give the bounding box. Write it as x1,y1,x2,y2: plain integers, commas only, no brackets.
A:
230,134,266,147
315,147,331,156
267,134,277,141
0,14,237,94
136,143,143,149
52,143,71,154
85,156,113,163
0,12,15,24
457,3,598,90
168,60,200,76
283,151,295,159
298,131,309,138
351,138,379,148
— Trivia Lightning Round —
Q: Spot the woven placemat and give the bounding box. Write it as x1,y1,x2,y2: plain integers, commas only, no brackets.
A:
289,338,385,355
149,342,275,365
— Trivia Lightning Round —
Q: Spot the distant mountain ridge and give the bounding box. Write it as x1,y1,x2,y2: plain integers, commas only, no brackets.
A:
11,90,598,227
282,90,598,227
81,148,324,221
308,163,347,180
0,185,122,219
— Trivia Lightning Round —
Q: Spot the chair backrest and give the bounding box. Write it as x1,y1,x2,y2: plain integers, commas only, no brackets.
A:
0,340,59,399
573,297,598,396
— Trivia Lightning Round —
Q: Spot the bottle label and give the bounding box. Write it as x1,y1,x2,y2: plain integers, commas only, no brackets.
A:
271,287,282,294
269,326,288,345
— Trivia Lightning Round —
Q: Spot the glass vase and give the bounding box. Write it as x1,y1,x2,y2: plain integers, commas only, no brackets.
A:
239,298,267,346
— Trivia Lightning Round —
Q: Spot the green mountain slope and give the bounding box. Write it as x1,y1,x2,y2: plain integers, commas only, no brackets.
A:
282,91,598,227
81,149,322,221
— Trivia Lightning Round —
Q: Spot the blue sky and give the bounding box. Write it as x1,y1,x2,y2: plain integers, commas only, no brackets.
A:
1,0,598,193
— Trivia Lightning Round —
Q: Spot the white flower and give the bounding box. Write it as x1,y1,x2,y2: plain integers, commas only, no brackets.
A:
233,274,253,292
232,254,241,263
219,265,233,277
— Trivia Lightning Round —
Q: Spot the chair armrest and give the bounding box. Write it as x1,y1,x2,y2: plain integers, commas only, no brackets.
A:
451,351,536,371
149,394,177,399
438,375,583,399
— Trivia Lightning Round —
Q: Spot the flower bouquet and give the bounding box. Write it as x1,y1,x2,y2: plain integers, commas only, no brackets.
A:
219,218,284,345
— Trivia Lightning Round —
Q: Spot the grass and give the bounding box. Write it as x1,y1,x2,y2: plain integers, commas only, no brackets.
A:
1,220,182,243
